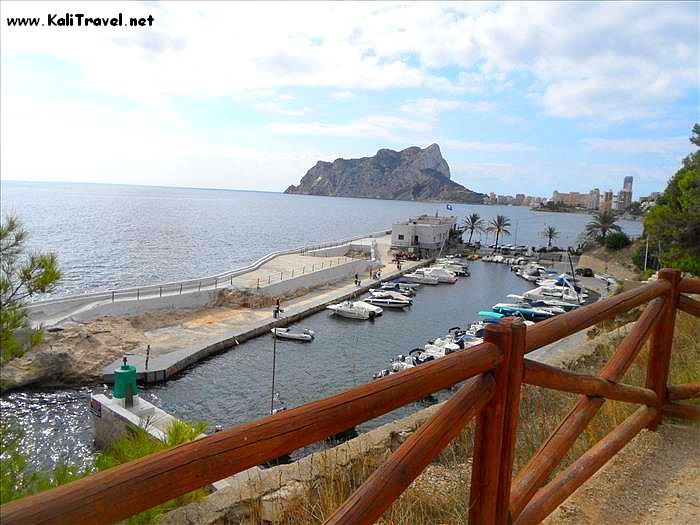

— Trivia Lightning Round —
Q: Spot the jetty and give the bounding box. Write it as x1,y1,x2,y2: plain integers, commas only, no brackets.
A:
23,231,427,384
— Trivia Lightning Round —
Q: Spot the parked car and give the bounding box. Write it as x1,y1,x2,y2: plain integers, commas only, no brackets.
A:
575,267,595,277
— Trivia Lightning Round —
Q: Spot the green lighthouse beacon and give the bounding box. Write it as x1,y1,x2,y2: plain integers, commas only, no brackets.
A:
113,356,138,403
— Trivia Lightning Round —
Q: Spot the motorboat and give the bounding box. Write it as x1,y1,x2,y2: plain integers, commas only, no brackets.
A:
369,289,413,302
363,295,411,309
492,303,556,321
373,352,434,380
434,258,470,276
422,267,458,284
506,294,577,312
327,301,383,319
523,285,583,304
402,271,439,285
513,263,548,282
270,327,315,342
387,280,421,290
378,283,416,296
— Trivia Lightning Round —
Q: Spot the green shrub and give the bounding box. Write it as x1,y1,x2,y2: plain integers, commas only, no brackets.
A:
605,231,631,251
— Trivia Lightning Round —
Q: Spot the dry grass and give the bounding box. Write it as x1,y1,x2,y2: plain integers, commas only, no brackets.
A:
232,311,699,525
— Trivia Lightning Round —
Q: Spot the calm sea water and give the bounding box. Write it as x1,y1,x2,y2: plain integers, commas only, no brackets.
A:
1,181,642,298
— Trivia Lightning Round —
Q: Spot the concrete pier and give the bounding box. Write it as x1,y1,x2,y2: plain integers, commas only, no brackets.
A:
101,234,426,383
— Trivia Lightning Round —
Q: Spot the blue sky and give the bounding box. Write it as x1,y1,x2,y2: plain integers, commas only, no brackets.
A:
1,1,698,198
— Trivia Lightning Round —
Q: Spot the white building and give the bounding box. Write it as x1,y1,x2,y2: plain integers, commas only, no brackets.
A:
391,214,456,254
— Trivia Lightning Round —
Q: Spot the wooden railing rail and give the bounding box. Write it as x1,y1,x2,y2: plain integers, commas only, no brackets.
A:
326,373,495,524
1,342,501,525
2,271,698,525
525,279,669,353
523,359,659,405
678,293,700,316
513,407,658,525
509,289,669,517
679,276,700,294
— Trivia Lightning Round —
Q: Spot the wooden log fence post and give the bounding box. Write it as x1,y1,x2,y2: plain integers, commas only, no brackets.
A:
495,318,526,525
646,268,681,429
469,320,516,524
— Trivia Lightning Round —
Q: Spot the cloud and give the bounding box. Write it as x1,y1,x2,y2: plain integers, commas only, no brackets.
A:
330,91,355,101
270,115,432,139
582,137,691,155
2,2,695,121
400,98,497,119
444,139,535,153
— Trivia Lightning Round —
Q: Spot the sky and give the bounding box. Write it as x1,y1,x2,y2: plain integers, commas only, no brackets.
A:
1,1,698,198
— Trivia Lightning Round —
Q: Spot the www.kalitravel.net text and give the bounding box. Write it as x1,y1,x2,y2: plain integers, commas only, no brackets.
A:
6,13,154,28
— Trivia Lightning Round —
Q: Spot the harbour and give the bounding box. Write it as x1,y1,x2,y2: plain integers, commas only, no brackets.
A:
1,252,604,474
0,183,640,476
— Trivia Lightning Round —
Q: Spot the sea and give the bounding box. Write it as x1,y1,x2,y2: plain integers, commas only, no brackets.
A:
1,181,643,473
0,181,642,299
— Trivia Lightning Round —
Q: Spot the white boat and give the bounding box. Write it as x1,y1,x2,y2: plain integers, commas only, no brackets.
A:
524,285,584,303
326,301,383,319
363,296,411,309
270,327,315,341
387,281,421,289
434,258,469,275
369,289,413,303
423,267,458,284
378,283,416,296
403,271,439,285
423,340,461,358
506,294,578,312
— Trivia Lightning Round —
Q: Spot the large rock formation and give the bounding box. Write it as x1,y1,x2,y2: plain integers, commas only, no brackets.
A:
285,144,485,203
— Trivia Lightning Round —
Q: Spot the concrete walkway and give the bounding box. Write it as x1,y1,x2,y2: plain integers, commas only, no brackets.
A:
103,249,424,383
28,234,388,328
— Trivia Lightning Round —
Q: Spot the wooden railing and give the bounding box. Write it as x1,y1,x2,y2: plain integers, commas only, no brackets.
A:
2,269,699,525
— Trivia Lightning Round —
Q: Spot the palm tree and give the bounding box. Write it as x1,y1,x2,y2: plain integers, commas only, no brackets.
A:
462,213,484,245
541,224,560,248
486,215,511,251
586,210,621,243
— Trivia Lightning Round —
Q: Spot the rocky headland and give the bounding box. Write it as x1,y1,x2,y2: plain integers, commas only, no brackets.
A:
285,144,485,203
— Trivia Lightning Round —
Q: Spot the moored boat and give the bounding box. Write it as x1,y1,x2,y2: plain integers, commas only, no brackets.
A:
270,327,315,341
363,296,411,309
327,300,383,319
492,302,555,321
402,271,439,285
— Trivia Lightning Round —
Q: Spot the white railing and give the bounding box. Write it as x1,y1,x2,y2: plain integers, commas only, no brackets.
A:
26,230,391,309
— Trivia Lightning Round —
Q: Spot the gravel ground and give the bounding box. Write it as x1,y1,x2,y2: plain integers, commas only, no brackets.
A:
545,421,700,524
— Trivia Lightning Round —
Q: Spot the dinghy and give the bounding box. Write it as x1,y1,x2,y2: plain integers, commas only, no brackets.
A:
270,327,315,342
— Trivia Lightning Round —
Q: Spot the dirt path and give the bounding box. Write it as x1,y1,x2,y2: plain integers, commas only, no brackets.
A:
545,421,700,524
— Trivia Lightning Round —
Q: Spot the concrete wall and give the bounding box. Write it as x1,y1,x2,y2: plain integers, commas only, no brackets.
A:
259,258,377,297
33,290,218,325
91,394,173,449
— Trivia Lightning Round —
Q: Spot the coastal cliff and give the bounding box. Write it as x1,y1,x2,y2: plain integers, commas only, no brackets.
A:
285,144,485,203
